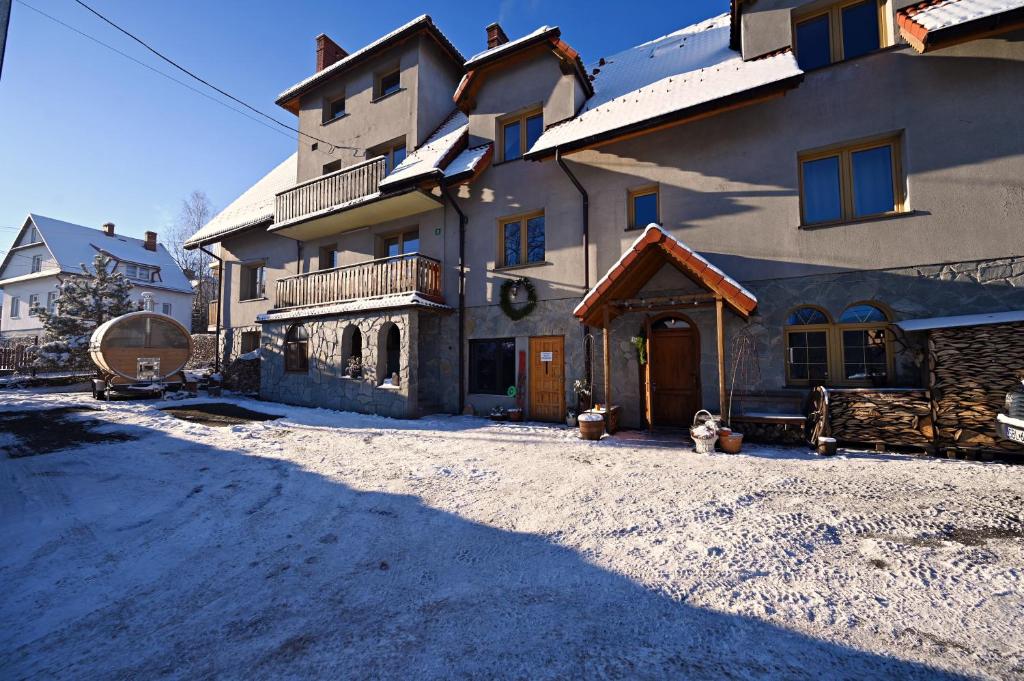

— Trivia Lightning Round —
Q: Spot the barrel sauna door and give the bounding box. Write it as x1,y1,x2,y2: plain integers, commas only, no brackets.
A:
649,322,700,428
529,336,564,422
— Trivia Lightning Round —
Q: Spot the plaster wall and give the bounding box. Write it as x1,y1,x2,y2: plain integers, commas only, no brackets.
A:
219,229,297,331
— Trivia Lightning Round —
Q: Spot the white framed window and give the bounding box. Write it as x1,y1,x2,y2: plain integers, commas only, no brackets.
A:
161,303,172,315
30,255,42,273
125,264,152,281
47,291,57,314
10,296,21,318
28,294,41,316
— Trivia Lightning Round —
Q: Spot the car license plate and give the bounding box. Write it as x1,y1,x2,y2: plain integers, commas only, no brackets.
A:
1009,425,1024,443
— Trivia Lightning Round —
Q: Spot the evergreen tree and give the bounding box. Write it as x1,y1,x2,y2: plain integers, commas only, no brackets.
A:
33,253,136,368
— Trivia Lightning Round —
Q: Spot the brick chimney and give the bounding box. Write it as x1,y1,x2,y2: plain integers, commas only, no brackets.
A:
102,222,115,236
144,231,157,251
316,34,348,72
486,22,509,49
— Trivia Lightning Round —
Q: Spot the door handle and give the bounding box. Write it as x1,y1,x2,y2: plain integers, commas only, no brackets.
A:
651,381,657,392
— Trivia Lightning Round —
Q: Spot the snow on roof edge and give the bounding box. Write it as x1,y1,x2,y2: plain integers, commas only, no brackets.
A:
895,309,1024,332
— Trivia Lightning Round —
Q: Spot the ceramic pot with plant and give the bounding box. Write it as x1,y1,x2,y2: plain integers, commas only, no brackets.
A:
346,355,362,379
508,407,524,422
566,409,578,427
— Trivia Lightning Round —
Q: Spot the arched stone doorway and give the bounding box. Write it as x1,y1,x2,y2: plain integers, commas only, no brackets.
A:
648,314,701,428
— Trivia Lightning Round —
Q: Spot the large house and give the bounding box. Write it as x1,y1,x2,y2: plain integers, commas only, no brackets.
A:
187,0,1024,428
0,215,195,339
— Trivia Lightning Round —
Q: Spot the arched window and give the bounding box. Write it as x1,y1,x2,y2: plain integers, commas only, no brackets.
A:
784,306,832,384
651,317,691,330
378,323,401,386
838,303,890,384
341,325,363,378
285,323,309,373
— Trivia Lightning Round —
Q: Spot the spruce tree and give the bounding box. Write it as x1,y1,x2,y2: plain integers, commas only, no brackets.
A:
33,253,136,368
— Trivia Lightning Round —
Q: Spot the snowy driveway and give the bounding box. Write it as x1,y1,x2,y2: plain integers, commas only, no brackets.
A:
1,391,1022,680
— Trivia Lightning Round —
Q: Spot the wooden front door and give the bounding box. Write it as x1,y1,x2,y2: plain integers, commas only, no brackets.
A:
529,336,565,422
649,326,700,428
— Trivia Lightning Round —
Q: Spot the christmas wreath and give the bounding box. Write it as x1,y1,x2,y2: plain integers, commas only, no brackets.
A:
499,277,537,320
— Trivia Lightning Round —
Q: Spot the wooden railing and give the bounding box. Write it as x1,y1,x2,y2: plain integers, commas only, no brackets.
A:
275,156,386,224
274,254,443,310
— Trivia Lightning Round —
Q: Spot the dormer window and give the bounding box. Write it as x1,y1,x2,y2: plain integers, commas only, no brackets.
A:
325,95,346,123
125,264,152,282
500,108,543,162
794,0,882,71
375,68,401,99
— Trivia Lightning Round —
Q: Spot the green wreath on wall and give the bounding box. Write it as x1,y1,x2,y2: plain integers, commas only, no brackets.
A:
499,277,538,321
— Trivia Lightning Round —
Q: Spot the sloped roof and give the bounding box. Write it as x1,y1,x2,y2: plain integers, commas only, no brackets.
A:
17,214,192,293
443,143,493,182
464,26,558,67
185,153,297,249
276,15,464,112
526,13,802,158
574,224,758,326
897,0,1024,52
378,111,468,190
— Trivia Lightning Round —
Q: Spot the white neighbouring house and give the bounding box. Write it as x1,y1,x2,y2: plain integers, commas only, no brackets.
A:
0,214,195,340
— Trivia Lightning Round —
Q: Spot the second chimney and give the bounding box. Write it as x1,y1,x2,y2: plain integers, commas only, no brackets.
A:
316,34,348,72
144,231,157,251
102,222,115,236
486,22,509,49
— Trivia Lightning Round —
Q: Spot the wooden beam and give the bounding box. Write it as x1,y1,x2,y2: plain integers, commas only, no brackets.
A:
603,305,612,409
716,295,727,421
611,292,717,308
644,315,653,431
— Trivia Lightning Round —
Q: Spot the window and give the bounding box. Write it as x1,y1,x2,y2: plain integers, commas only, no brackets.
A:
469,338,516,395
28,294,40,316
381,324,401,384
381,230,419,258
30,255,42,273
323,159,342,175
284,324,309,372
799,135,903,226
239,263,266,301
125,264,152,282
628,186,660,230
161,303,172,316
500,108,543,162
375,69,401,99
24,226,39,245
382,143,406,174
794,0,882,71
838,303,890,383
319,244,337,270
325,95,346,122
784,306,832,384
240,330,260,354
498,211,545,268
46,291,57,314
9,296,20,318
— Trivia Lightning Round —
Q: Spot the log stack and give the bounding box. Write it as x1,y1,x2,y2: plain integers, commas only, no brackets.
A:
929,321,1024,453
822,388,933,449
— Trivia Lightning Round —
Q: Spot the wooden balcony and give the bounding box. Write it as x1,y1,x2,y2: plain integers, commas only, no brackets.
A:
275,156,386,226
274,254,443,310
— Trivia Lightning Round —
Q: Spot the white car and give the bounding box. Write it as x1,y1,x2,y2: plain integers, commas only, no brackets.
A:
996,380,1024,444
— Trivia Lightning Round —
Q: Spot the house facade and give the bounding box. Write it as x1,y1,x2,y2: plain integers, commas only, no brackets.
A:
0,215,195,339
188,2,1024,427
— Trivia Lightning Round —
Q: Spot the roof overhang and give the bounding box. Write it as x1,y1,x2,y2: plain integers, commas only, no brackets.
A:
895,309,1024,332
184,217,272,250
524,72,802,160
897,1,1024,53
574,224,758,328
266,189,442,242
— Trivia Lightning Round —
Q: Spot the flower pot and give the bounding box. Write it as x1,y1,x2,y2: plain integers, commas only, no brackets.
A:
718,426,732,437
566,414,577,427
817,436,838,456
578,413,605,440
720,432,743,454
508,408,524,422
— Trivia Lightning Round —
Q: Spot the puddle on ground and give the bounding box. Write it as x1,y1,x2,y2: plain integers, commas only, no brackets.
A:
0,407,137,458
160,403,279,427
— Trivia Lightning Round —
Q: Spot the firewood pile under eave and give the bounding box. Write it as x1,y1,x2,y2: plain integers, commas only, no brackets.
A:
825,389,933,448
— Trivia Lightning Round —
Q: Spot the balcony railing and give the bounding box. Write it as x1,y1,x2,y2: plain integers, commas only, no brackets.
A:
274,254,443,310
275,156,386,225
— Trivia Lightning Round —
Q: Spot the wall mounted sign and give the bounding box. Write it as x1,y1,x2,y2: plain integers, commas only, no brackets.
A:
540,351,553,362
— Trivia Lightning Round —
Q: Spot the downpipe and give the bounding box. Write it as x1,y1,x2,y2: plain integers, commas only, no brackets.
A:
556,147,593,388
440,180,468,415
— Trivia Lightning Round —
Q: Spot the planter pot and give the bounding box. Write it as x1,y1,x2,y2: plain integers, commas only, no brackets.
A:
720,432,744,454
489,413,508,422
578,413,605,440
718,427,732,437
566,415,578,427
817,436,838,456
508,408,524,422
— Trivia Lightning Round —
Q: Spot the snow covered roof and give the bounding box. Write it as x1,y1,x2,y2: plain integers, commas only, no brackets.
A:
897,0,1024,51
276,16,464,111
185,154,297,249
379,111,468,189
895,309,1024,332
17,214,192,293
257,292,450,322
444,143,493,181
465,26,558,67
526,13,803,157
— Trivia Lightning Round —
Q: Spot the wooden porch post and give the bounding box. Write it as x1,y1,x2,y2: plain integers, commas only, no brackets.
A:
716,295,727,419
602,305,611,408
644,314,653,431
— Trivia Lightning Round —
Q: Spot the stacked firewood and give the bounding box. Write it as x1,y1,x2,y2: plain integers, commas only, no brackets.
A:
930,322,1024,453
825,389,933,448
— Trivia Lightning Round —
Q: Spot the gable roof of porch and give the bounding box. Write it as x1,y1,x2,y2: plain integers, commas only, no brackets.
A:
574,224,757,327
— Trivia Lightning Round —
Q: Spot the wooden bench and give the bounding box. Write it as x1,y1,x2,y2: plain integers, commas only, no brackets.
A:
727,392,808,445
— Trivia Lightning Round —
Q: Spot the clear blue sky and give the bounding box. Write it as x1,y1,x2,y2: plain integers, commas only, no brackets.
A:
0,0,727,243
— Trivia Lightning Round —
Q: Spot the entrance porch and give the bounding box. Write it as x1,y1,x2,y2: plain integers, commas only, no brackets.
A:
576,225,758,430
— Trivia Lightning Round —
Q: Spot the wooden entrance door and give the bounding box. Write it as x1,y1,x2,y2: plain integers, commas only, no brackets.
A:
529,336,565,422
649,324,700,428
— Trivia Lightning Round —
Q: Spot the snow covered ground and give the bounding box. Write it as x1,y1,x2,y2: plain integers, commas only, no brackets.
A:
1,391,1022,680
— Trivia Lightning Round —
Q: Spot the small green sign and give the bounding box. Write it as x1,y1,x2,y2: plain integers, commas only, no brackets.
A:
506,386,517,397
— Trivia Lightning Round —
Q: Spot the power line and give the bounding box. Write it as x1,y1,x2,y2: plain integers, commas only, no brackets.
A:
72,0,361,157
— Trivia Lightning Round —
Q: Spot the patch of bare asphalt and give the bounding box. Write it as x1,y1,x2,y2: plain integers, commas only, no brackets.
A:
0,407,137,458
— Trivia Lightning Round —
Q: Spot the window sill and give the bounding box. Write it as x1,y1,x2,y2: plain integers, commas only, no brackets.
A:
798,45,903,74
799,210,917,231
239,296,269,303
376,383,401,390
493,261,552,273
322,113,348,126
492,157,524,167
371,88,405,104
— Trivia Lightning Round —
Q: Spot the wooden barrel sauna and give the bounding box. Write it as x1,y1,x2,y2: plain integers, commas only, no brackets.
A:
90,311,193,384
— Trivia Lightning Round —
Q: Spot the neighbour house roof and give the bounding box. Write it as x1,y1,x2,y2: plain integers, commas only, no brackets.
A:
574,223,758,327
454,26,592,111
378,111,469,190
185,153,297,249
525,13,803,158
276,15,465,114
897,0,1024,51
895,309,1024,332
0,214,192,293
